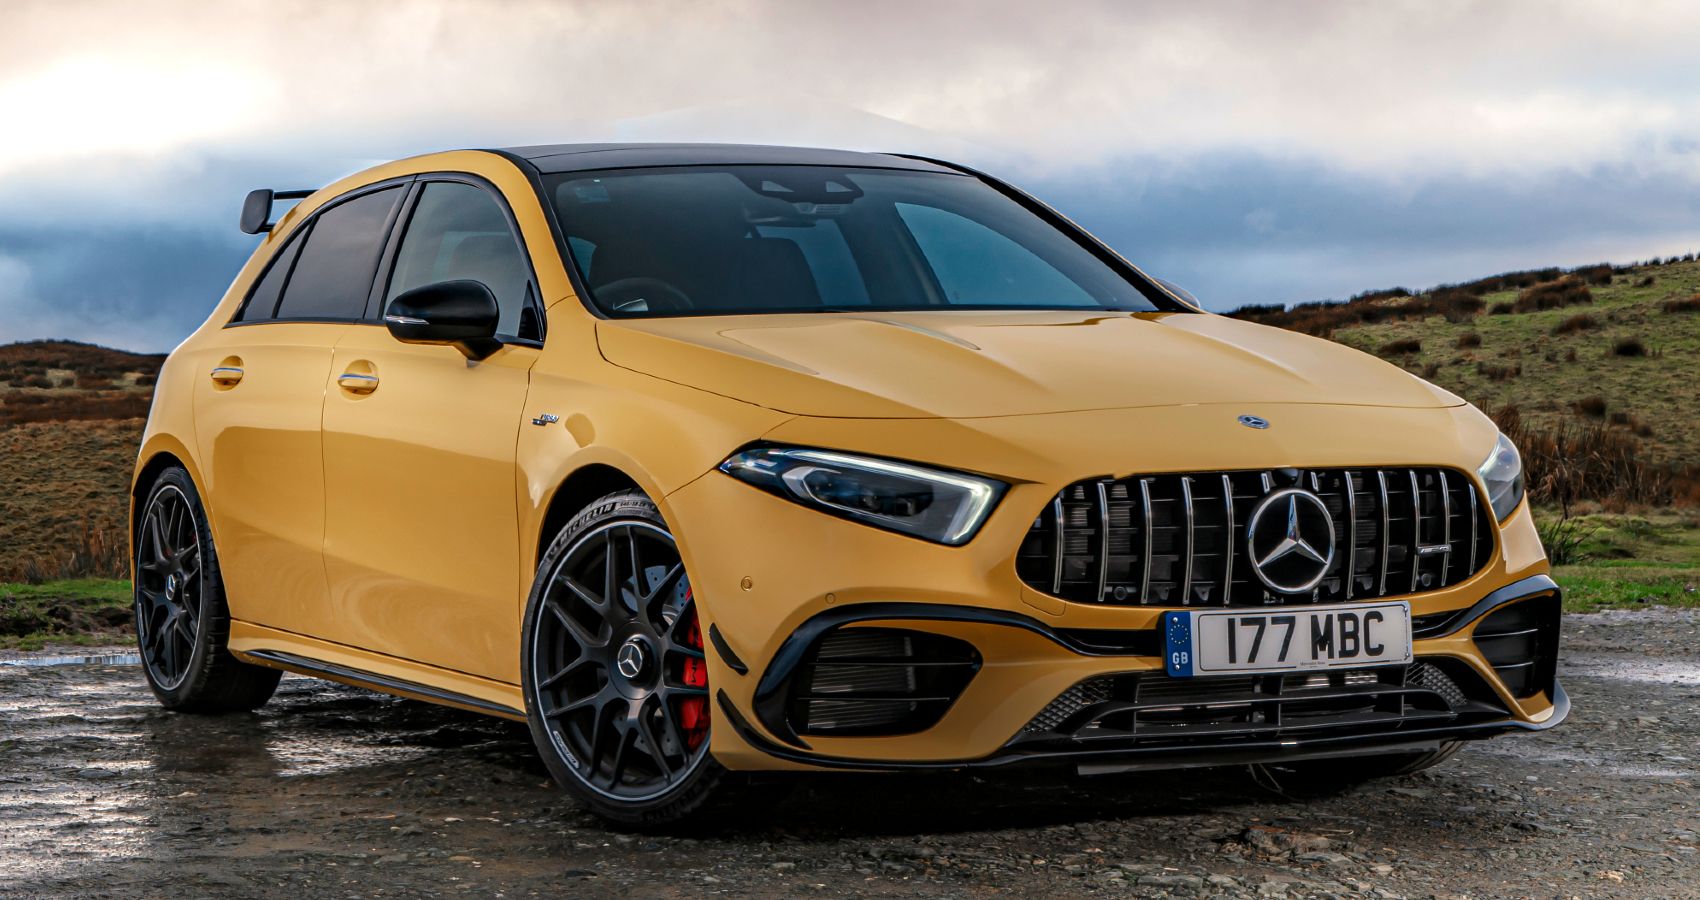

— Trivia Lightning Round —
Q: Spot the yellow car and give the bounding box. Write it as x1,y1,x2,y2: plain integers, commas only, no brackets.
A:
132,143,1565,826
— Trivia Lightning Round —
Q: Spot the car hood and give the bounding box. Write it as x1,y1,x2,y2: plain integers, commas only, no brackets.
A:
594,310,1463,419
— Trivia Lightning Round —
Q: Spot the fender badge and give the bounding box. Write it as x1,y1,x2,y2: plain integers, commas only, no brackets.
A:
531,413,560,427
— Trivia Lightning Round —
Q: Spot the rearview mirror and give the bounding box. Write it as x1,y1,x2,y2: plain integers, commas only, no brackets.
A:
384,280,502,360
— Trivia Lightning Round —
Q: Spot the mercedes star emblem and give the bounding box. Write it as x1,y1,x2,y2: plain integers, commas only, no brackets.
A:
1245,487,1337,594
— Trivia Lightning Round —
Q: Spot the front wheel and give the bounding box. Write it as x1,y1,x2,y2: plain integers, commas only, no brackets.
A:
1270,741,1465,792
521,491,724,827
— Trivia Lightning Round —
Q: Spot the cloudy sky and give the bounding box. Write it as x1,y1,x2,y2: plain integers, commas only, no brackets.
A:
3,0,1698,350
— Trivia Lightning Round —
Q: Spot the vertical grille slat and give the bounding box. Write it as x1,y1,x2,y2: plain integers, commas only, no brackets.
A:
1022,466,1493,608
1095,481,1110,604
1220,473,1235,607
1138,478,1154,605
1179,476,1196,606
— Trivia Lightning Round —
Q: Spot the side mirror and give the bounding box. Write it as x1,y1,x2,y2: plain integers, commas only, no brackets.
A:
384,280,502,360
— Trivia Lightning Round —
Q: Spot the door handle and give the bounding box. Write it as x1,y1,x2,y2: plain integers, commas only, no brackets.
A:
209,365,244,386
337,371,380,394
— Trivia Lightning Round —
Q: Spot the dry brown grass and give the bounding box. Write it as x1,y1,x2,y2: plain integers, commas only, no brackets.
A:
1613,337,1649,357
1514,275,1593,313
1456,332,1482,348
0,418,143,581
1662,295,1700,314
1553,313,1598,335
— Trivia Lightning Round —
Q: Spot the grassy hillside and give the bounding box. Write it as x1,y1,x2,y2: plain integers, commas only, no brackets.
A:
0,341,159,582
1231,255,1700,508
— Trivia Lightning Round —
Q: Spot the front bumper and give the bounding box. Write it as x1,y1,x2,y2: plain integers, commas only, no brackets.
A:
666,458,1564,774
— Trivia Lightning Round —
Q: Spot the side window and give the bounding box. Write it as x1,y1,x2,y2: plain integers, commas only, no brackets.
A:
273,187,403,321
386,182,537,340
895,203,1095,306
233,229,305,322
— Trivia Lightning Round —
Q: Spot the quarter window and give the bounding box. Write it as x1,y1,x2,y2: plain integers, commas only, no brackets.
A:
234,230,305,322
273,187,404,321
386,182,538,340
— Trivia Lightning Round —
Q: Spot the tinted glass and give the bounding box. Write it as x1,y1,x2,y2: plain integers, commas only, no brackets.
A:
386,182,535,339
274,188,402,321
547,166,1160,317
234,230,304,322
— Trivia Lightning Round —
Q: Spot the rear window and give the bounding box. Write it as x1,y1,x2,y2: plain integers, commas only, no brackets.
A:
271,187,403,321
547,165,1160,318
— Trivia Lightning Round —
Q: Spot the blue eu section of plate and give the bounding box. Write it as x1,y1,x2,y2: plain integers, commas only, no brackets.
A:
1162,612,1194,677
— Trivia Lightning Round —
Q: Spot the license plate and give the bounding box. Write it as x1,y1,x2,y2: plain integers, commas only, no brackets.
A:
1162,602,1412,677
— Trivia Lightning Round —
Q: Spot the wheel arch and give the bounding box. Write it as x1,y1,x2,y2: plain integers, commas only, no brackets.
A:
533,462,645,574
130,434,210,552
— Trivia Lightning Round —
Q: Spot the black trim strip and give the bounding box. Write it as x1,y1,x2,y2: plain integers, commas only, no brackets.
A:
1410,574,1560,638
720,681,1569,773
245,649,522,718
708,623,749,675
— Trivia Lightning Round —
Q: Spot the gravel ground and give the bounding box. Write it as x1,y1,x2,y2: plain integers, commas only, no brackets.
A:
1,610,1695,899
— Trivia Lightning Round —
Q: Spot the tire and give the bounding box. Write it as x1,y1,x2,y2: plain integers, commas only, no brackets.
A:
1271,741,1465,790
521,491,727,828
134,466,281,712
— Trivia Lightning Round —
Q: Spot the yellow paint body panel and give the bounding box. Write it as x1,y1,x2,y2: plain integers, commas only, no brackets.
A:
135,150,1558,775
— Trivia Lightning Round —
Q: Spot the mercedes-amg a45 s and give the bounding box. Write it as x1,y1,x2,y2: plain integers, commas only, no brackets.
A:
132,143,1565,825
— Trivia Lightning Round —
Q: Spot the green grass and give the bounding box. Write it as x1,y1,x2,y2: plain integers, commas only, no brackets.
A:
1545,509,1700,612
1330,258,1700,467
0,577,132,650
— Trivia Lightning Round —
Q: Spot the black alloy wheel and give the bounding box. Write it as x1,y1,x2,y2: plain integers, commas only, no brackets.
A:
136,481,202,691
134,466,281,712
523,492,722,825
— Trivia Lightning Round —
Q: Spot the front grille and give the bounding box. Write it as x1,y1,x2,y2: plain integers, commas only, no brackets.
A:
1473,596,1561,699
786,628,980,737
1016,660,1506,746
1016,467,1494,607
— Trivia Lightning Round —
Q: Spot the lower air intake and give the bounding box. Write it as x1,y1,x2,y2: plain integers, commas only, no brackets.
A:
787,628,980,737
1474,595,1561,699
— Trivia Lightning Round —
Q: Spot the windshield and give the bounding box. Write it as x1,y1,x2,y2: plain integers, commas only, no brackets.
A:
545,165,1165,317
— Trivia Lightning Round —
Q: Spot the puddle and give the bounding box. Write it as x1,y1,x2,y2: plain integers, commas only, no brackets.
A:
1563,654,1700,686
0,654,142,668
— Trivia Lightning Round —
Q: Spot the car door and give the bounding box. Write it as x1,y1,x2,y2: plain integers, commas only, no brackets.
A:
193,185,406,636
319,177,543,682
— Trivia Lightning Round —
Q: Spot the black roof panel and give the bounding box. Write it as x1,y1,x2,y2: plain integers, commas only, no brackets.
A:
496,142,960,175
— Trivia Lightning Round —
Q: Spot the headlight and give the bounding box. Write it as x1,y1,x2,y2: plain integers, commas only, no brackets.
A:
718,447,1006,545
1477,432,1526,521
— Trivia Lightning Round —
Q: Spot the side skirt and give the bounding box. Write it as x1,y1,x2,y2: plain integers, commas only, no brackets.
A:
230,620,526,721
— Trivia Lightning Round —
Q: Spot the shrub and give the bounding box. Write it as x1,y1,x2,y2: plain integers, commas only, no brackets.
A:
1418,361,1441,379
1490,404,1674,510
1477,361,1520,381
1574,264,1615,286
1489,302,1515,315
1609,411,1656,437
1552,313,1597,335
1379,338,1422,356
1572,396,1608,418
1514,275,1592,313
1456,332,1482,348
1613,338,1648,357
1636,275,1656,287
1564,347,1578,362
1661,294,1700,314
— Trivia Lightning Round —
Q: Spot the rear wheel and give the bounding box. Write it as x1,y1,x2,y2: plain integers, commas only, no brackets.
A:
522,491,723,827
134,466,281,712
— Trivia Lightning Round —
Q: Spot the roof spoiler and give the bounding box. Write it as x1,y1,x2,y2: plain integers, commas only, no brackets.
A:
239,188,317,235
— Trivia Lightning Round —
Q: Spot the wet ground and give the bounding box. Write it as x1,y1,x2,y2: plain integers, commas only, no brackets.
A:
1,610,1696,899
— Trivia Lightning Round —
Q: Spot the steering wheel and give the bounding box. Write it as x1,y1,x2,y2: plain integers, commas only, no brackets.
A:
596,277,694,313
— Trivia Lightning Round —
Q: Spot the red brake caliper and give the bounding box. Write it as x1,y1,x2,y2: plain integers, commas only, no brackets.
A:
678,588,710,750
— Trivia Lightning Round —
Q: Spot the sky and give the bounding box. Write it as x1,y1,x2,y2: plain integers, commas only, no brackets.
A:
2,0,1698,351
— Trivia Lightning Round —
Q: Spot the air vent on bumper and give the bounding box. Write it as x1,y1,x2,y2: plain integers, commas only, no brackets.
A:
1473,596,1561,699
786,628,980,737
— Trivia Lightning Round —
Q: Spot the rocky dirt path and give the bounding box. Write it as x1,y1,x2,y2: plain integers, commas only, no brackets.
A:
1,609,1695,898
